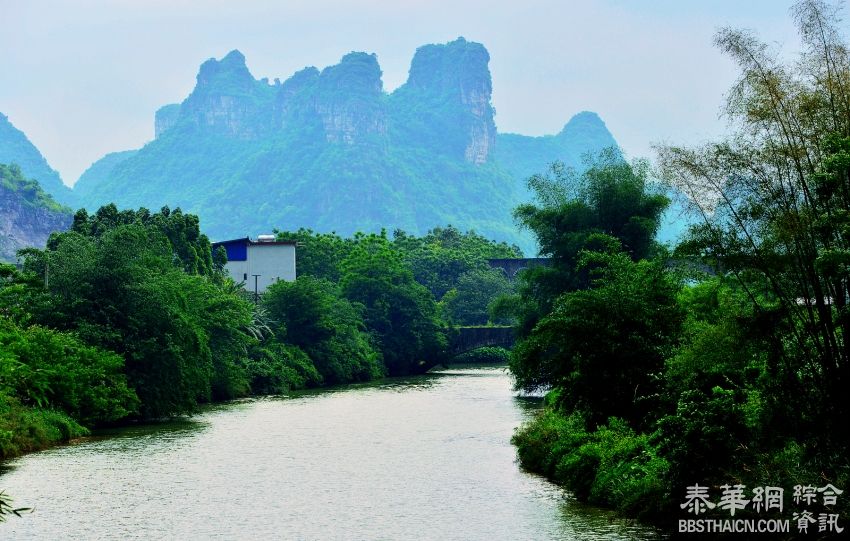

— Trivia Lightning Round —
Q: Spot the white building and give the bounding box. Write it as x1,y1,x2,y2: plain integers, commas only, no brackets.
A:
212,235,296,294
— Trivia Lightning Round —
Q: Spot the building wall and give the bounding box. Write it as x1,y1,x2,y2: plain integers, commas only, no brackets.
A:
222,243,296,293
224,259,249,284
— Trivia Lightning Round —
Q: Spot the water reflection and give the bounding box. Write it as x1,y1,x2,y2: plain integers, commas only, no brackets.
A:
0,364,661,540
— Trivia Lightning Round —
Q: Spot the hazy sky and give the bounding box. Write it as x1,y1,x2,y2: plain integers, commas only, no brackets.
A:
1,0,806,186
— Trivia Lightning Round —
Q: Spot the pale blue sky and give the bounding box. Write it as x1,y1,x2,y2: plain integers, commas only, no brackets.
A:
0,0,806,185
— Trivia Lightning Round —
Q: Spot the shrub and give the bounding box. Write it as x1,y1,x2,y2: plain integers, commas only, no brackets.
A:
451,346,510,364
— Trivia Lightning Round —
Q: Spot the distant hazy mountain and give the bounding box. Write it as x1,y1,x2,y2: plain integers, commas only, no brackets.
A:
0,113,75,207
0,162,72,262
73,39,620,250
495,111,618,181
73,149,138,202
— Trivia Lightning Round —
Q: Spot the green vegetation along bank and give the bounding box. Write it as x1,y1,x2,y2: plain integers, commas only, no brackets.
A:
1,203,519,468
508,2,850,534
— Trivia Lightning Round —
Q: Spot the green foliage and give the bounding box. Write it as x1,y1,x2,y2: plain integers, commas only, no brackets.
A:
512,248,682,428
505,147,681,521
656,387,750,498
0,317,138,425
0,489,31,522
278,224,520,283
0,392,88,460
658,1,850,456
512,4,850,521
201,283,256,401
9,216,247,418
0,113,74,206
393,226,521,300
263,276,383,384
70,204,217,276
244,343,322,394
440,268,513,326
451,346,510,364
275,229,355,282
513,411,669,518
515,151,667,268
340,234,447,375
506,153,669,341
2,207,518,432
0,162,67,213
4,206,518,437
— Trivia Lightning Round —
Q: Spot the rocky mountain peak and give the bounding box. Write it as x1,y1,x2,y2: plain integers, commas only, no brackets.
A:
196,49,253,90
398,37,496,164
407,37,491,95
320,52,383,94
0,112,74,206
180,49,275,138
558,111,618,155
310,52,387,145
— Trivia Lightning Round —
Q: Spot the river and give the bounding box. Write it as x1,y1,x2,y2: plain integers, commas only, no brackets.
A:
0,365,660,540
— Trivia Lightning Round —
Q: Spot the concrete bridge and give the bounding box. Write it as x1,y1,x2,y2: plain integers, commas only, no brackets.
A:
449,326,515,356
487,258,551,280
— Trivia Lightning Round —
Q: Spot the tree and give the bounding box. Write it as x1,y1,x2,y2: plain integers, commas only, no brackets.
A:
70,204,217,276
340,234,447,375
511,247,682,427
0,316,138,425
657,0,850,451
393,225,521,299
263,276,383,384
274,228,354,282
440,267,513,326
507,151,669,339
20,225,220,417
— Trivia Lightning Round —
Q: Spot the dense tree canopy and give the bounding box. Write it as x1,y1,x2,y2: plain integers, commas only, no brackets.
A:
505,152,669,340
263,276,383,384
512,1,850,524
340,234,447,375
658,0,850,452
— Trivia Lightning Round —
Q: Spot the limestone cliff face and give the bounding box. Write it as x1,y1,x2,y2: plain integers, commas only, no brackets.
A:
274,67,320,129
178,50,276,138
72,40,618,253
0,165,71,261
311,53,387,145
273,53,387,145
162,50,387,146
155,104,181,138
157,41,493,153
395,37,496,164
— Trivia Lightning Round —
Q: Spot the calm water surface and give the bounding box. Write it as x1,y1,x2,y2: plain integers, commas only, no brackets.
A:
1,366,661,540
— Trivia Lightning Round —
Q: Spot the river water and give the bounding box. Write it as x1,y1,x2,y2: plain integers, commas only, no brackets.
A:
0,366,660,540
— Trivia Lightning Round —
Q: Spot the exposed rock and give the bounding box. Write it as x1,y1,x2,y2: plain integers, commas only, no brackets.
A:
179,49,276,138
72,40,620,253
0,113,75,206
0,163,72,262
274,67,320,129
155,104,181,138
397,37,496,164
312,52,387,145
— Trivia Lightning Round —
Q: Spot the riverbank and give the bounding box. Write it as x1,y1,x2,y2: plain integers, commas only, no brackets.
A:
512,405,669,521
0,356,507,464
0,366,661,540
0,396,89,461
